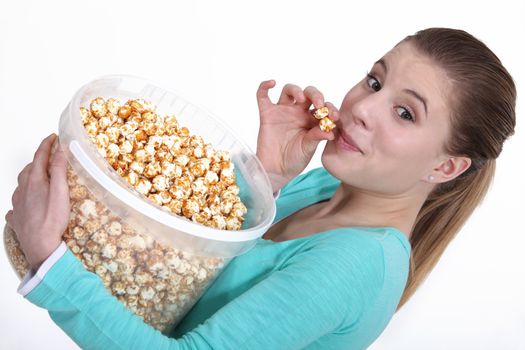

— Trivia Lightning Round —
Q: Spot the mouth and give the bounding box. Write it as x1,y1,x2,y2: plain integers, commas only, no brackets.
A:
336,129,364,154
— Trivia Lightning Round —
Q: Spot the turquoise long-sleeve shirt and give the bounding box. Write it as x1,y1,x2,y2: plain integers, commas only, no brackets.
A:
22,167,411,349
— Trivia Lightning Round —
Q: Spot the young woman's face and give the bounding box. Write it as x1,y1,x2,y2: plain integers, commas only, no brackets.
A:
322,42,453,195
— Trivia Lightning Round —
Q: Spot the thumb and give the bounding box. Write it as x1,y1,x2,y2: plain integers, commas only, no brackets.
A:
303,126,323,157
302,126,335,155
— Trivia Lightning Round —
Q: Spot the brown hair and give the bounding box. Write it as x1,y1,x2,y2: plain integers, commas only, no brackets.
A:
397,28,516,309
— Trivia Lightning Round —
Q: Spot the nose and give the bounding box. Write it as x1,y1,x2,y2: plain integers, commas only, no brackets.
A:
350,93,381,131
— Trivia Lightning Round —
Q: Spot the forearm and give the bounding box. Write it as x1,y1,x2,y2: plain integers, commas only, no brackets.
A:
21,247,193,350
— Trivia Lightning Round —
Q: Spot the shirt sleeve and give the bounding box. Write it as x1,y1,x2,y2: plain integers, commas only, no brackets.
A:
17,241,68,296
22,230,385,350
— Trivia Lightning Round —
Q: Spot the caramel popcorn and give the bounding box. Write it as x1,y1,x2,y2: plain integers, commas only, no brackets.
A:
4,96,250,333
319,117,336,132
90,97,107,118
312,106,329,120
313,106,336,132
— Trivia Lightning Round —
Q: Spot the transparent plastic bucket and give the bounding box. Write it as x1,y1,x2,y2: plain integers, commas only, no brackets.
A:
4,75,276,333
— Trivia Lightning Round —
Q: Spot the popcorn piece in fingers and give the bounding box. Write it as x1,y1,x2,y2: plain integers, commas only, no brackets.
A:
319,117,336,132
312,106,330,120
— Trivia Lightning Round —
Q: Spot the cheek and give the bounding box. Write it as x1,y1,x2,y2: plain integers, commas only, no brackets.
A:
378,131,438,176
372,126,406,157
321,134,426,194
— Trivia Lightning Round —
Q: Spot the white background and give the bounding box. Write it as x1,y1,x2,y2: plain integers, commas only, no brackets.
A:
1,0,524,349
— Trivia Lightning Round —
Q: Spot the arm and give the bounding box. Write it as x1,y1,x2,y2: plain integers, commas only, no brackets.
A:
25,247,179,350
19,186,282,296
23,230,383,350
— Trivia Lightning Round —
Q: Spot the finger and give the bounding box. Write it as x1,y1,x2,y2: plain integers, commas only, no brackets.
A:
11,187,19,207
48,135,61,175
17,163,32,185
256,80,276,111
324,102,340,121
5,210,13,226
31,133,57,179
48,142,70,214
302,86,325,110
277,84,305,105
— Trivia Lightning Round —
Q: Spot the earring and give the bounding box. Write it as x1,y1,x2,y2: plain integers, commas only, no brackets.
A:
428,175,435,181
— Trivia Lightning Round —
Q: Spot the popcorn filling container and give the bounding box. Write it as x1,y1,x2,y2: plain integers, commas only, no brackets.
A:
4,75,277,333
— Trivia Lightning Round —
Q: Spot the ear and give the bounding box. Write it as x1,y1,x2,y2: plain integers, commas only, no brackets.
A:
427,156,472,183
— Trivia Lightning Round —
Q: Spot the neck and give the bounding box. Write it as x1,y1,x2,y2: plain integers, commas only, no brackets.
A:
312,183,431,240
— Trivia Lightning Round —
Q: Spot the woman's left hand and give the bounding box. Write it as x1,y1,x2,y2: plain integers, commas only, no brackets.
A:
5,133,70,271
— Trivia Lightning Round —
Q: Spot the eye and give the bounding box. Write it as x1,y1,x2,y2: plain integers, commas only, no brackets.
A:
366,74,381,92
395,106,415,122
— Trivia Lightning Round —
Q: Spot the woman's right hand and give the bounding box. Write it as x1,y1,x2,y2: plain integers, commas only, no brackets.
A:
5,134,70,270
255,80,339,193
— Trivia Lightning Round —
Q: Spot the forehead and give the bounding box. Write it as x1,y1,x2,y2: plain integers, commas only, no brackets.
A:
379,42,452,115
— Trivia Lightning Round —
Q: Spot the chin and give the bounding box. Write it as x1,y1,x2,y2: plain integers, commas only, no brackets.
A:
320,139,365,188
320,141,342,178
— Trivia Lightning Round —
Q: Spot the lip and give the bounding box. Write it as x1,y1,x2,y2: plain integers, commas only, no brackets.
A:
336,129,363,154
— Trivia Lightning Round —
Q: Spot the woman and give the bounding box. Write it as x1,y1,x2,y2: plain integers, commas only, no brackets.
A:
6,28,516,349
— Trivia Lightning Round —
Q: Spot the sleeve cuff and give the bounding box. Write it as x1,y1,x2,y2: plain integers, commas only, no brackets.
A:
17,241,68,297
273,189,281,200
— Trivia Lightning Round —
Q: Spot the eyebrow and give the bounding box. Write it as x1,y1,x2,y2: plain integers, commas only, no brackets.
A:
403,89,428,116
374,58,428,117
